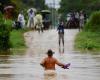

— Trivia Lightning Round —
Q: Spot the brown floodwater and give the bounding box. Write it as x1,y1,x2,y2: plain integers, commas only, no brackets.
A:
0,29,100,80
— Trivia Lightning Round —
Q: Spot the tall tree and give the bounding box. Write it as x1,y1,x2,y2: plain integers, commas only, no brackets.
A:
11,0,48,10
0,0,12,13
59,0,100,19
34,0,47,10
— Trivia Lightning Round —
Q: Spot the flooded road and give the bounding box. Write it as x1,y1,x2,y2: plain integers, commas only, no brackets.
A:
0,29,100,80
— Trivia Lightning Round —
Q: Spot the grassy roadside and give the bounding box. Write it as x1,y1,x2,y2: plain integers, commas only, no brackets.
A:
75,31,100,52
75,11,100,52
10,29,30,49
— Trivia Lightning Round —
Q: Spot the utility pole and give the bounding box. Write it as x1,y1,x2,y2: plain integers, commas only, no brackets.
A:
53,0,55,28
47,3,54,29
46,0,59,29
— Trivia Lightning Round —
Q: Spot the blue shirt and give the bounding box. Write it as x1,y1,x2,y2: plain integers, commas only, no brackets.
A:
57,24,64,34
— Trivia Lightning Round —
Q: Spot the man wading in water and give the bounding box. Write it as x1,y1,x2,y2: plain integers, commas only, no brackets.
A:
40,49,70,80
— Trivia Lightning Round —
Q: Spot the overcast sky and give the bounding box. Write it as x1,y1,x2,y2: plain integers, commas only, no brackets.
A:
45,0,61,8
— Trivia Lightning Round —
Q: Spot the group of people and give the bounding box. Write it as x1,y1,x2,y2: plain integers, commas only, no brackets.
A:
15,8,68,80
13,8,43,32
40,21,67,80
17,10,67,80
66,11,86,30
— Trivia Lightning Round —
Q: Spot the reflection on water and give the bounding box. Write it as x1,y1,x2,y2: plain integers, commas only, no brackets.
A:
0,30,100,80
0,51,100,80
59,46,64,54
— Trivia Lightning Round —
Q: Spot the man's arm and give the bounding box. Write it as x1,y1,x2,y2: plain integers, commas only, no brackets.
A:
55,59,64,67
40,63,44,67
40,58,45,67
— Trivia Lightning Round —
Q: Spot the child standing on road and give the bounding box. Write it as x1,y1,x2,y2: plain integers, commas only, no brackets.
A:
57,21,65,47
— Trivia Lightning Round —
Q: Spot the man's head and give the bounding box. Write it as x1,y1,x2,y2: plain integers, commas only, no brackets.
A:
46,49,54,57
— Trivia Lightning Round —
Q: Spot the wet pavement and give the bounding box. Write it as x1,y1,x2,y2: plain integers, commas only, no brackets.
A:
0,29,100,80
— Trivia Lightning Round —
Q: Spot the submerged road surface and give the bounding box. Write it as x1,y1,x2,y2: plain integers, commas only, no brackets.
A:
0,29,100,80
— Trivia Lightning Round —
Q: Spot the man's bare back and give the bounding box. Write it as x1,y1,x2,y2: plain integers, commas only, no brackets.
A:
40,49,64,70
41,57,60,70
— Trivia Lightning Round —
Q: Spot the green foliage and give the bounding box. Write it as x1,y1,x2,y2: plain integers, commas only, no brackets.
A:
0,13,11,51
59,0,100,20
10,30,26,49
0,0,13,13
5,20,13,31
84,11,100,32
75,31,100,51
0,24,11,51
34,0,46,10
0,13,3,21
75,11,100,52
11,0,48,10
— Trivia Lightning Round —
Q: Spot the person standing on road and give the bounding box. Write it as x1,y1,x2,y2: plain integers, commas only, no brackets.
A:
17,11,25,28
27,8,35,29
34,12,43,33
79,11,85,31
57,21,65,47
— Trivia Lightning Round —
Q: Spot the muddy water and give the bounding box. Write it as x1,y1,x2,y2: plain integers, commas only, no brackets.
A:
0,29,100,80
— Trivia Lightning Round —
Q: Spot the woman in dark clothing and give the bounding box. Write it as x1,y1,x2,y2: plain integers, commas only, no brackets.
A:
57,21,64,47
